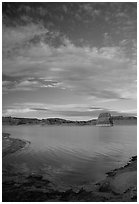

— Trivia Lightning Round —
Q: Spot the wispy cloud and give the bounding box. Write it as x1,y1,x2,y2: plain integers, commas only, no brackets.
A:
2,77,63,93
2,3,136,119
3,102,136,120
3,39,136,103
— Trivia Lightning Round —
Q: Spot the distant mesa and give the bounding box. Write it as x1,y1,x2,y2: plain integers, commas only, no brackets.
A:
96,112,113,126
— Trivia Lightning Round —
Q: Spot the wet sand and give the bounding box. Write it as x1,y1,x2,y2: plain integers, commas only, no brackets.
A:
2,132,137,202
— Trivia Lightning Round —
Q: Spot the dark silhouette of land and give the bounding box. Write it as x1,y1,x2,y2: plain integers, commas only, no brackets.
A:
2,115,137,126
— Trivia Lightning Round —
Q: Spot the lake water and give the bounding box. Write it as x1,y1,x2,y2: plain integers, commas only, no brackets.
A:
3,125,137,190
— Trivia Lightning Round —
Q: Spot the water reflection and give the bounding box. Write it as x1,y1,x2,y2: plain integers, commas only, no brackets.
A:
3,125,137,188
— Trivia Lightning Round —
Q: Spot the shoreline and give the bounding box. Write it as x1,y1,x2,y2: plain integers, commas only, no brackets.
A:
2,132,30,157
2,132,137,202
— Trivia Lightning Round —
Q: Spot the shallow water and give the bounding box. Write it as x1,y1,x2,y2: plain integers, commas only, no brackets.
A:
3,125,137,189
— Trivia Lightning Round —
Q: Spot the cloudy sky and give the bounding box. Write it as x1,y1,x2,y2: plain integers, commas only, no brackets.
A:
2,2,137,120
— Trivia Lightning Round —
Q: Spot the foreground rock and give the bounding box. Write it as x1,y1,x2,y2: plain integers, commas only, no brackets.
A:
96,156,137,201
3,156,137,201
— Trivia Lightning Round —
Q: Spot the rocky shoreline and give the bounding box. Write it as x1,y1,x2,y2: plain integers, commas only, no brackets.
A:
2,133,137,202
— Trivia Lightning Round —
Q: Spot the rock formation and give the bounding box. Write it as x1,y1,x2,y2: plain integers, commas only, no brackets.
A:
96,112,113,126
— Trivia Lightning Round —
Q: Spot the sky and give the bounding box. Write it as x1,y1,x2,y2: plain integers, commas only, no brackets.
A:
2,2,137,120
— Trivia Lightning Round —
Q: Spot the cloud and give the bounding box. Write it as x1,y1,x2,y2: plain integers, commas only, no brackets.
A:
31,108,48,111
2,77,62,93
3,100,136,119
3,23,48,58
3,108,36,116
2,3,136,119
2,37,136,100
3,101,134,119
3,2,136,48
4,102,102,112
1,102,100,118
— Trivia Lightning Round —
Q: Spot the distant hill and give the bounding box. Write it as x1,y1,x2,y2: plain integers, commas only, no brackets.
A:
2,116,97,126
2,115,137,126
112,115,137,125
2,117,41,125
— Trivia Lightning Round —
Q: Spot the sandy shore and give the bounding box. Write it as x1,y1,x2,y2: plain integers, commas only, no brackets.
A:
2,133,137,202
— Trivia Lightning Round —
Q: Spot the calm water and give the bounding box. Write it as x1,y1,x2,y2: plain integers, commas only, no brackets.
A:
3,125,137,190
